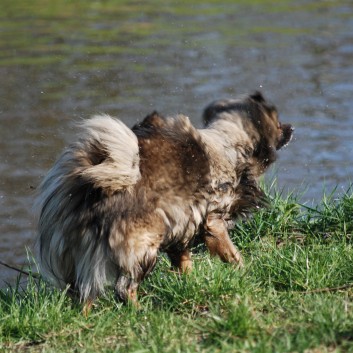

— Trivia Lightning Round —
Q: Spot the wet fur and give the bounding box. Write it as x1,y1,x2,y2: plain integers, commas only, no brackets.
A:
36,92,293,305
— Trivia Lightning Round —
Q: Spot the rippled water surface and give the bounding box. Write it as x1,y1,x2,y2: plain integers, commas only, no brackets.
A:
1,0,353,285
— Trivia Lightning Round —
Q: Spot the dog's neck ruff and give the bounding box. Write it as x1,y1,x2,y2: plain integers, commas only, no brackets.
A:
200,119,253,168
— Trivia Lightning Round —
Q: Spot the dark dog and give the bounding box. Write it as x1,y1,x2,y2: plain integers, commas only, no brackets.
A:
36,92,293,308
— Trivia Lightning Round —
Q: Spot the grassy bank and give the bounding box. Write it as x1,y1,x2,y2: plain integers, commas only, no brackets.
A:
1,186,353,352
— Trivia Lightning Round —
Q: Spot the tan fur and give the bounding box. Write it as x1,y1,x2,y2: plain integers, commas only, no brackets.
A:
36,92,293,307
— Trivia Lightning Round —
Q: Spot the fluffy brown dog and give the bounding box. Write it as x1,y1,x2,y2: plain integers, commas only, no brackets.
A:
36,92,293,308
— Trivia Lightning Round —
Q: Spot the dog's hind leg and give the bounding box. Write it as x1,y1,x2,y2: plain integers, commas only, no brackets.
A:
82,298,94,317
114,246,159,306
115,275,140,306
67,284,95,316
167,249,192,273
203,213,244,268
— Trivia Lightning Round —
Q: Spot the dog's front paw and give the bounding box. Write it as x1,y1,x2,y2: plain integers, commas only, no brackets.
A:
224,248,244,269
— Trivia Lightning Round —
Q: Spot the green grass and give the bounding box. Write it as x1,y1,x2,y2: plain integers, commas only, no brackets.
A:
1,186,353,352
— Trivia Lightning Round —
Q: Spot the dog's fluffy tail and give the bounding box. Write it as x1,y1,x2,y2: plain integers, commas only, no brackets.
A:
75,114,141,193
35,115,140,299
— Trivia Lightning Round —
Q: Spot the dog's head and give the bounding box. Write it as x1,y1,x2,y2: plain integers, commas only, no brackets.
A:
203,91,294,176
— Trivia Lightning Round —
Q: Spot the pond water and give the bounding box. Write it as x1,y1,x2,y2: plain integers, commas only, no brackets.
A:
1,0,353,286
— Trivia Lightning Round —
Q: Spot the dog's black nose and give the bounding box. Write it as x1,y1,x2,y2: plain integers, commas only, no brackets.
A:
276,124,294,150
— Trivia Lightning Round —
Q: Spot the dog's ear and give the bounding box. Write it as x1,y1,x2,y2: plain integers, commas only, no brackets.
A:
250,91,266,103
132,111,165,132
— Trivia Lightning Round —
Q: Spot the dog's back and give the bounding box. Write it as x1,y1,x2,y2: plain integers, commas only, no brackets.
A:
133,114,211,248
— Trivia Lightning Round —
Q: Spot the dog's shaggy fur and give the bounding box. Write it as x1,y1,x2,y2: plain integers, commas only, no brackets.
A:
36,92,293,306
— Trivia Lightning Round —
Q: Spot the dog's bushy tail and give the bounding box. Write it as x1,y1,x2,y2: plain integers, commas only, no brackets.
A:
76,114,141,193
35,115,140,299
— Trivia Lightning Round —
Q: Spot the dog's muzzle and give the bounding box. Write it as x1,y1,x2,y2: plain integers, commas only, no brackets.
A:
276,124,294,150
